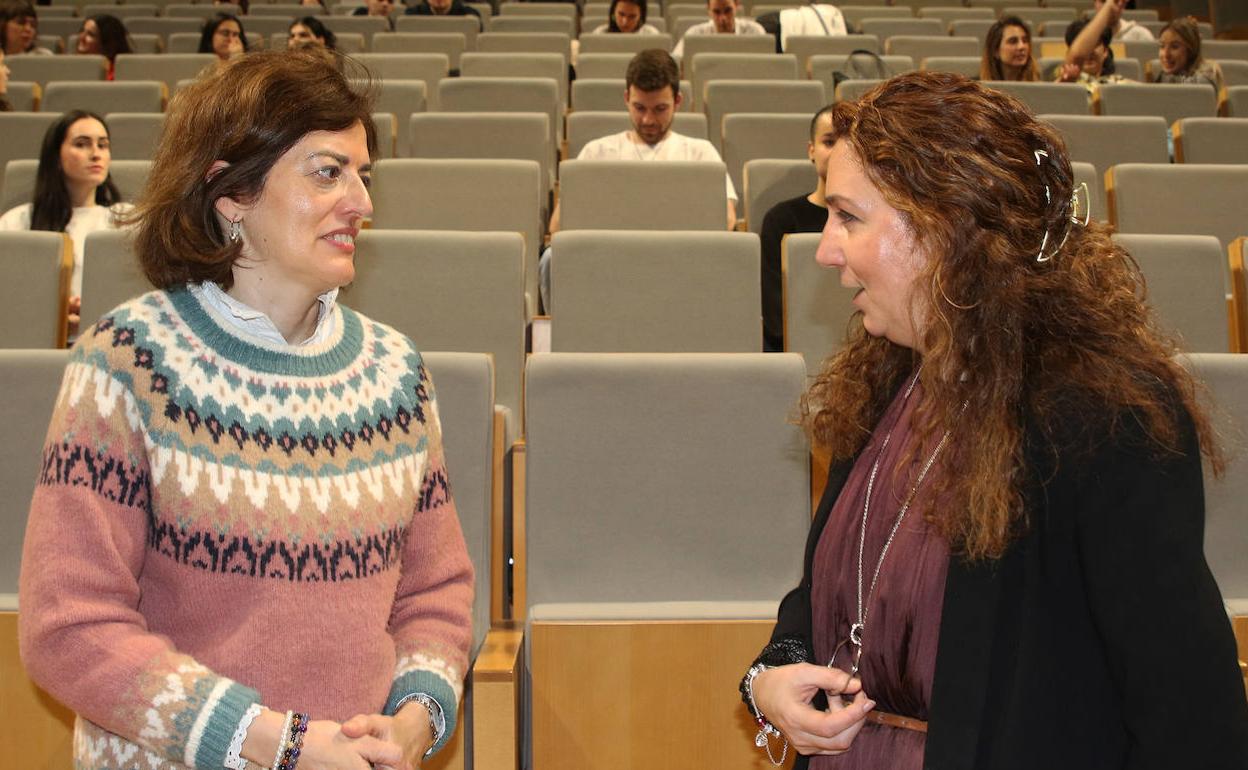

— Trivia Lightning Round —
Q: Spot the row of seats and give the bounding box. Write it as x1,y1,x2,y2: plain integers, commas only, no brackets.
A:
4,342,1246,767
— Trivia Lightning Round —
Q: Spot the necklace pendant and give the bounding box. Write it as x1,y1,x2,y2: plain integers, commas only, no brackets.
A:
755,730,768,747
849,623,864,646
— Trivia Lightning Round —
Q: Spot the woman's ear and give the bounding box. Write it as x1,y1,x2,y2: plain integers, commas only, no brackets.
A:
207,160,243,223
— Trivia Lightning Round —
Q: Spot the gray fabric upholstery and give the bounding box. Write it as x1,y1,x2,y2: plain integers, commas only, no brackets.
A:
395,14,479,49
0,113,60,205
43,81,164,117
920,56,982,77
840,5,912,32
1098,82,1218,127
3,160,150,214
574,52,634,79
1183,354,1248,604
523,352,809,609
475,31,569,61
348,230,526,433
487,15,574,36
371,112,396,159
79,230,152,333
0,233,69,349
1174,118,1248,165
702,79,826,152
354,54,449,107
1108,163,1248,248
786,35,882,72
103,112,166,161
810,56,914,100
422,352,495,652
949,18,996,44
0,349,69,607
1115,234,1231,353
986,81,1091,115
548,230,762,351
679,33,774,68
1071,160,1105,223
721,113,810,204
886,34,979,59
689,52,799,109
438,76,562,140
322,15,391,45
564,110,706,159
858,17,945,37
410,112,553,200
557,159,727,231
1218,60,1248,88
365,79,427,154
743,158,817,234
499,3,577,21
7,55,106,85
114,53,215,91
371,32,467,70
124,17,204,43
782,232,857,374
577,32,675,55
568,77,694,112
3,82,38,112
460,51,568,108
368,159,542,310
1041,115,1169,177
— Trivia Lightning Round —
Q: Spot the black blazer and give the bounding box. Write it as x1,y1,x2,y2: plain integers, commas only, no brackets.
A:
769,411,1248,770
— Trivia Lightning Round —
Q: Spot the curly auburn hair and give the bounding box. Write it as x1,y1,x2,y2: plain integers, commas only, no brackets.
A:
802,71,1221,560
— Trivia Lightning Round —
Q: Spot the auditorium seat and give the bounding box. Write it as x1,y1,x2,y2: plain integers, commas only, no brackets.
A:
916,6,994,27
558,159,728,231
321,15,390,47
1173,118,1248,165
371,113,396,158
921,55,982,77
68,32,160,55
355,52,449,103
348,230,526,439
721,113,810,204
0,113,60,204
250,3,312,16
1071,160,1106,222
78,230,149,332
565,110,707,159
743,157,817,234
702,80,826,152
486,15,574,36
841,5,913,33
1218,60,1248,89
577,32,675,55
1202,40,1248,62
1041,114,1169,179
474,31,569,61
1003,5,1076,25
1107,163,1248,249
371,32,467,70
987,80,1091,115
573,52,634,79
1096,82,1217,127
783,231,858,372
459,51,567,108
498,2,577,22
786,34,882,73
368,159,543,309
438,76,561,141
125,16,205,45
949,18,996,45
102,112,165,161
859,17,944,39
809,55,914,99
42,81,166,116
518,350,809,768
546,230,762,351
366,79,427,155
1114,234,1231,353
2,159,150,216
688,52,798,110
6,55,106,86
395,15,480,49
1231,238,1248,354
4,82,38,112
0,233,71,349
886,34,980,60
165,3,228,20
677,33,774,69
409,112,553,203
113,53,215,92
80,3,157,19
1225,86,1248,118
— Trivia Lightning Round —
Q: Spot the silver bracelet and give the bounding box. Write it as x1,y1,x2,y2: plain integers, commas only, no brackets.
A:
744,664,788,767
395,693,443,758
270,710,293,770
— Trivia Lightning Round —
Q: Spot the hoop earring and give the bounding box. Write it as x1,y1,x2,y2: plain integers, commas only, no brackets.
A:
229,218,242,243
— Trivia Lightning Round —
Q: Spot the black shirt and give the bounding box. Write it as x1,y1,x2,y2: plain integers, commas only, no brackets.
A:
759,194,826,352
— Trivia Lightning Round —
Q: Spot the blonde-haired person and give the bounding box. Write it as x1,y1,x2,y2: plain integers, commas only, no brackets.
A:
740,70,1247,770
1155,16,1224,93
979,16,1039,81
19,50,473,770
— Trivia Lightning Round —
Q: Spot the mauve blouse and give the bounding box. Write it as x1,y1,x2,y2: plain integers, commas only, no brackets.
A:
810,377,950,770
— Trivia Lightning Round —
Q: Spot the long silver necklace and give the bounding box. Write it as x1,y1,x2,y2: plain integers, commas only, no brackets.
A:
828,368,957,680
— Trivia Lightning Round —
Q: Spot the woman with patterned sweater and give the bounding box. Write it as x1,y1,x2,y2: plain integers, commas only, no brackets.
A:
18,50,473,770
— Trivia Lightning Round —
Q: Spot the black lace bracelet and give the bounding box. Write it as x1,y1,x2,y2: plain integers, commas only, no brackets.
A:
738,634,813,712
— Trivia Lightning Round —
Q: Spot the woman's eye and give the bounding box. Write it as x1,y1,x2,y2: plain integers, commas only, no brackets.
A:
835,209,857,224
315,166,342,183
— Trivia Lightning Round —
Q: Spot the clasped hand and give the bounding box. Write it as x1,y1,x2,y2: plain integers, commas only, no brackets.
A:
751,663,876,756
286,705,432,770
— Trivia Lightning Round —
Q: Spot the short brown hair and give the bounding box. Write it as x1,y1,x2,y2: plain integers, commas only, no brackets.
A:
625,48,679,96
130,50,376,289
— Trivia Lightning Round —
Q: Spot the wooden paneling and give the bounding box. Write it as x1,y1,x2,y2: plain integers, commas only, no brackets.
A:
0,612,74,770
529,619,795,770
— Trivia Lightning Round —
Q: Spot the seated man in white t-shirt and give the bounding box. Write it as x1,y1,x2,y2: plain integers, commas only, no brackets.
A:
1092,0,1153,41
542,49,737,309
672,0,767,60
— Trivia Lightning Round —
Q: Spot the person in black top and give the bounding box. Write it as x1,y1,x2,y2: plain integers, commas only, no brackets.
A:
404,0,482,31
759,104,833,352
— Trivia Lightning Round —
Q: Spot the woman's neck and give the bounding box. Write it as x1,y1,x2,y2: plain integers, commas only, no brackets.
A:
226,273,322,344
808,178,828,208
67,181,96,209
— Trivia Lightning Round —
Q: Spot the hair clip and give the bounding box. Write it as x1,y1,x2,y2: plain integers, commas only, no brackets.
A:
1036,181,1090,263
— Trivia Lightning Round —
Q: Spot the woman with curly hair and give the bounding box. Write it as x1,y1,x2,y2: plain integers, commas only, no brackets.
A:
739,71,1247,770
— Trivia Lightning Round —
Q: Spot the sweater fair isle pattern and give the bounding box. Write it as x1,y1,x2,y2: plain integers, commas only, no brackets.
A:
18,288,474,770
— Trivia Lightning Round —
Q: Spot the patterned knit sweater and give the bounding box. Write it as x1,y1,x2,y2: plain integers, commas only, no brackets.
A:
18,287,474,770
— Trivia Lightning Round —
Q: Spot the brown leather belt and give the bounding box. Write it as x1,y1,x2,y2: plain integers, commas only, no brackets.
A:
866,710,928,733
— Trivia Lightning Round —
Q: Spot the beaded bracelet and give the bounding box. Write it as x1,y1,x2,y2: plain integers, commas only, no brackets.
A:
743,663,788,767
272,711,309,770
270,711,294,770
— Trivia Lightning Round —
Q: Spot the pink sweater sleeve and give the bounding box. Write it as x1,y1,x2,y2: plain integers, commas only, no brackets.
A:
18,357,260,769
382,366,475,754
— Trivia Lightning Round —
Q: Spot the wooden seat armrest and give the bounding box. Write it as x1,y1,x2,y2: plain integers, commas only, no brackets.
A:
471,626,524,770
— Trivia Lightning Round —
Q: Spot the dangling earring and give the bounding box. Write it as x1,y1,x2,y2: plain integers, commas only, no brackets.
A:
229,217,242,242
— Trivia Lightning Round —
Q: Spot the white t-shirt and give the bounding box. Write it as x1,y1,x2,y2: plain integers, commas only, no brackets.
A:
577,130,738,202
1115,19,1155,42
672,18,768,59
0,202,133,297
